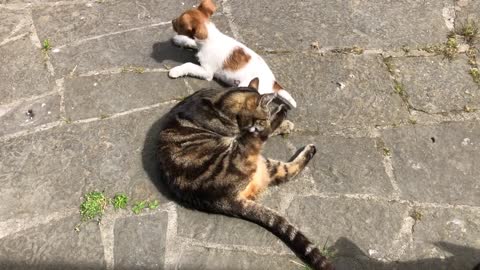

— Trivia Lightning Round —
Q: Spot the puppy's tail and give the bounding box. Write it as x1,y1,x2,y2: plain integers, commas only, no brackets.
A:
212,199,333,270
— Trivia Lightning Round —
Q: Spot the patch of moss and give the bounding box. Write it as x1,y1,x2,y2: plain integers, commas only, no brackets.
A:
470,68,480,84
457,19,478,44
112,193,129,210
80,191,108,221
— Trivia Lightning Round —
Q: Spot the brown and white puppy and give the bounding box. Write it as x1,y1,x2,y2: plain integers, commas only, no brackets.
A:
169,0,297,108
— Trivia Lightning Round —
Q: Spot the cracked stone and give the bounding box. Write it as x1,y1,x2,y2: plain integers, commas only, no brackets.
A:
176,205,286,252
173,246,298,270
279,134,395,196
286,196,409,259
0,215,105,270
0,7,30,42
229,0,451,50
49,15,231,78
32,0,201,46
114,211,168,269
264,53,409,131
0,94,61,137
0,36,55,106
0,104,172,221
401,207,480,270
392,56,480,114
64,72,190,120
382,121,480,205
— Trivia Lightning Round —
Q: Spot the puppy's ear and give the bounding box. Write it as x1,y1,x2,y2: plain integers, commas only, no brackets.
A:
198,0,216,17
248,77,259,90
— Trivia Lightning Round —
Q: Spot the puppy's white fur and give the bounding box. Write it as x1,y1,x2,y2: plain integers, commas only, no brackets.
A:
169,1,296,108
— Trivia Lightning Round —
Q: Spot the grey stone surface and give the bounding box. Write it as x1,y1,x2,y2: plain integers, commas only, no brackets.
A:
0,7,29,41
382,121,480,205
404,207,480,269
2,0,480,269
265,53,409,131
0,105,171,221
32,0,200,46
0,36,55,105
176,206,286,252
174,246,298,270
114,211,168,270
64,72,189,120
0,93,60,136
229,0,451,50
284,134,394,195
286,196,409,258
0,215,105,270
393,56,480,113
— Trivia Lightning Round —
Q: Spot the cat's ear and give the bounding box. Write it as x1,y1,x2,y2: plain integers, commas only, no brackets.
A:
258,93,276,108
248,77,259,90
198,0,216,17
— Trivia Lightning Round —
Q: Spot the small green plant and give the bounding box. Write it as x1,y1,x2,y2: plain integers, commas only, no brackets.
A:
42,39,51,51
80,191,108,221
132,201,147,214
470,68,480,83
444,32,458,60
409,209,423,222
382,147,391,156
458,19,478,44
408,118,417,125
63,117,72,124
394,81,407,98
112,193,129,210
148,200,160,209
100,114,110,119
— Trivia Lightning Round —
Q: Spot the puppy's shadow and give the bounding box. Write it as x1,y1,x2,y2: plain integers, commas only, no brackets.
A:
151,40,199,65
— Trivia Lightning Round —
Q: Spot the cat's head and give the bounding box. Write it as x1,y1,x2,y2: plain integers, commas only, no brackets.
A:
171,0,216,40
214,78,277,133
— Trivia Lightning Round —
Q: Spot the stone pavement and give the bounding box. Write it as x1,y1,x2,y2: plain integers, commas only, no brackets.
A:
0,0,479,269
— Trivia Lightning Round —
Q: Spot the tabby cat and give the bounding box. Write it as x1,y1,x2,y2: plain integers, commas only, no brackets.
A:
157,78,333,270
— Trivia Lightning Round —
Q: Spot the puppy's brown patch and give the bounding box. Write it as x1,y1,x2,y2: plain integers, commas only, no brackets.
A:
223,47,251,71
172,10,208,40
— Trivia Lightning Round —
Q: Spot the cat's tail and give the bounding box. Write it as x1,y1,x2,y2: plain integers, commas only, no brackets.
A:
214,198,334,270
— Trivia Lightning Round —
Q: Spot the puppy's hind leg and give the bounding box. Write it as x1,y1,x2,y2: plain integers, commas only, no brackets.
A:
172,35,197,49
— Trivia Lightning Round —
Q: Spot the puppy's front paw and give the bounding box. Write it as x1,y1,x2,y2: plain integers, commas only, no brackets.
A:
168,66,184,78
172,35,197,49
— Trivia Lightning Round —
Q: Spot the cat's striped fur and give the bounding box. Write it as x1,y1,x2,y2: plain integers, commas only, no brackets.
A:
157,78,333,270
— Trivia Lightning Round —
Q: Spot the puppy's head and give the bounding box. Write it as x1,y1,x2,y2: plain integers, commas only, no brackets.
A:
171,0,216,40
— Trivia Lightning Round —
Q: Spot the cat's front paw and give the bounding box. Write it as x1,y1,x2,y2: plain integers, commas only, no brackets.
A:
303,144,317,160
168,66,184,78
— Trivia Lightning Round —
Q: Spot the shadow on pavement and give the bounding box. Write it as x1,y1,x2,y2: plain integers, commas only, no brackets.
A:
331,237,480,270
151,40,198,65
141,110,176,203
0,238,478,269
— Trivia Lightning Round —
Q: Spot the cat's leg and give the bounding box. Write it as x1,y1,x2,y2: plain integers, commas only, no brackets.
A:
268,104,295,136
265,144,316,185
169,63,214,81
172,35,198,49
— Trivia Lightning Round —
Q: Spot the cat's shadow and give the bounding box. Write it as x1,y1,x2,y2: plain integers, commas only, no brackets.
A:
141,113,176,202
